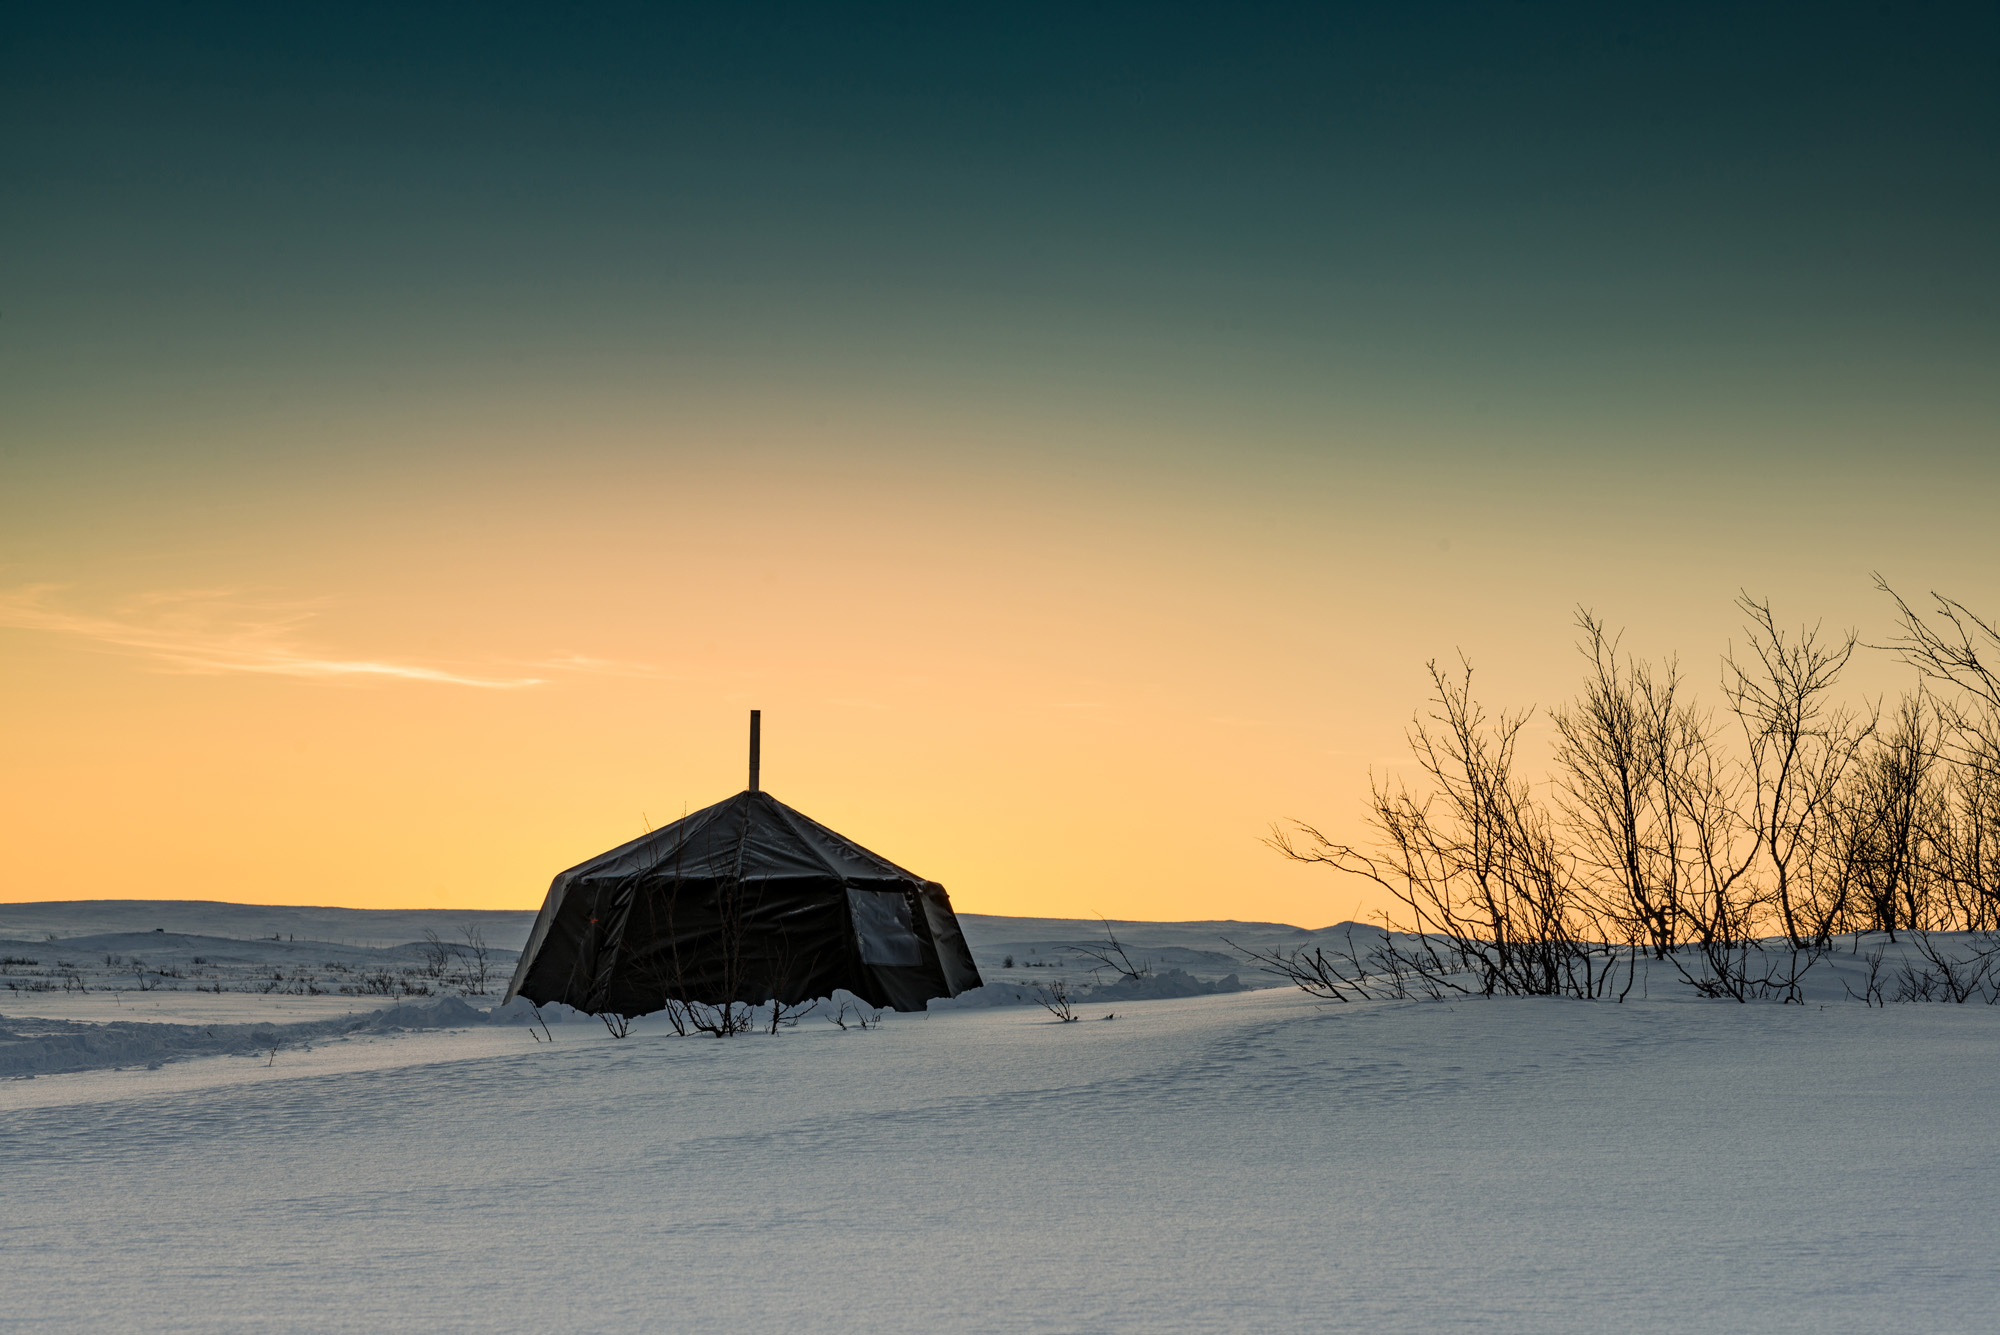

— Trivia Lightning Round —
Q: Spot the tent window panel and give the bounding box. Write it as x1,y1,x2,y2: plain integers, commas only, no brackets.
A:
847,888,923,967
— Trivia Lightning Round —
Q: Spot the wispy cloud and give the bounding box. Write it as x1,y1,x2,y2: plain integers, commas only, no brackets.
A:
0,585,545,689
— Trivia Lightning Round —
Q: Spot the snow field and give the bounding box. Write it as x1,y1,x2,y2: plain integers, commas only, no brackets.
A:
5,987,1998,1333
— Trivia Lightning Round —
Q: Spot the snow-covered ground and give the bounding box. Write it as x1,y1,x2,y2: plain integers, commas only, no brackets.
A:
5,901,1999,1331
6,983,1998,1331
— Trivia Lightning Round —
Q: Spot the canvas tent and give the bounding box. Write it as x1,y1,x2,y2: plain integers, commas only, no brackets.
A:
505,727,982,1016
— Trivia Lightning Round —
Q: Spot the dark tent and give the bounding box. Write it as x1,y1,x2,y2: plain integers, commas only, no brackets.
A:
504,734,982,1016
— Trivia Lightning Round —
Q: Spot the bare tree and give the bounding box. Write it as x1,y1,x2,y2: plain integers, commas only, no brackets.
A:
1270,600,1873,1005
1934,751,2000,930
418,929,453,981
1272,658,1627,1000
1723,595,1873,947
1075,915,1153,981
1552,611,1723,958
1876,578,2000,934
459,924,492,995
1876,575,2000,782
1832,692,1948,938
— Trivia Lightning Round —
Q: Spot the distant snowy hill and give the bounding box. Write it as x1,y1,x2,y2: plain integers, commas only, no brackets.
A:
0,899,1347,980
0,900,540,950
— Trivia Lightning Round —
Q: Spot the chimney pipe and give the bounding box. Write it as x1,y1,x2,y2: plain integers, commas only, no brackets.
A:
749,710,761,793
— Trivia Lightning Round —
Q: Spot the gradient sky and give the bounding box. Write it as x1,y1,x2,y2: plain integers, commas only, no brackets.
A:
4,3,1995,922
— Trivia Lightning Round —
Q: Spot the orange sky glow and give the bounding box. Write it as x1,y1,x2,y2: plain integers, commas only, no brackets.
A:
5,383,1986,924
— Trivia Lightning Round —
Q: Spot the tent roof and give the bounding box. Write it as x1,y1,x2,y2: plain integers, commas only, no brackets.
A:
559,789,934,889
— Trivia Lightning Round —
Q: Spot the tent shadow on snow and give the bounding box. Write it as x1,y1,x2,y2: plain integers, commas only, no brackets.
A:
506,759,983,1018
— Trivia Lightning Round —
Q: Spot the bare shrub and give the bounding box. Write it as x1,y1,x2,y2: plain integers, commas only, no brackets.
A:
1230,937,1363,1002
827,999,883,1030
1228,925,1445,1002
1267,595,1953,1004
684,1002,755,1037
1032,979,1080,1021
419,929,453,981
766,997,818,1033
1843,944,1889,1006
1895,931,2000,1003
622,826,765,1038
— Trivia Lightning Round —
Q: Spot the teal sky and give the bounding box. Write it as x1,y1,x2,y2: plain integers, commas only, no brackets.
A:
9,3,1993,430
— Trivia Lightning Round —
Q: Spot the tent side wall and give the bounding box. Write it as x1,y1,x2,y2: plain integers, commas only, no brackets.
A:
510,873,982,1015
917,884,983,995
594,876,876,1015
502,870,577,1005
510,873,900,1014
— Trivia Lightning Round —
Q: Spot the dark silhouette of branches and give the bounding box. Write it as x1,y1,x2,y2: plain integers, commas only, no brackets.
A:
1875,574,2000,781
1271,658,1627,1000
826,999,883,1029
1230,925,1445,1002
460,924,492,995
1075,915,1153,981
1833,692,1948,938
1894,930,2000,1003
1230,935,1361,1002
419,929,452,981
1269,590,2000,1005
1552,611,1755,961
1032,978,1079,1021
1724,595,1873,947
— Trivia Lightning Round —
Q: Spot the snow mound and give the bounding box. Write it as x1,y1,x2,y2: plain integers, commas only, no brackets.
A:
1088,968,1251,1001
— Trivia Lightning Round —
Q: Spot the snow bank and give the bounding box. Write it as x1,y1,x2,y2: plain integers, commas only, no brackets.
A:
0,996,524,1078
929,967,1254,1009
1088,967,1250,1001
